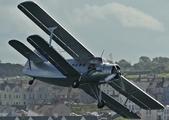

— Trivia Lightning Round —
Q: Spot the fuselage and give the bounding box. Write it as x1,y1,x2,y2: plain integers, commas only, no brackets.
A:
23,57,118,87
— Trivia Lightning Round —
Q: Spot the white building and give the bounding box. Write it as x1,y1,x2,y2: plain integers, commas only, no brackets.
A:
140,110,157,120
100,84,119,101
157,105,169,120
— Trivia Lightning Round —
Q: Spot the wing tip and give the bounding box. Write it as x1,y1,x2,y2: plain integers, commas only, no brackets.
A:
18,0,36,5
17,1,38,10
8,39,21,46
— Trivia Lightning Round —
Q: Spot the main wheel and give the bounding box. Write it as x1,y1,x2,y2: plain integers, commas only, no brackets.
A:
72,80,79,88
97,100,105,108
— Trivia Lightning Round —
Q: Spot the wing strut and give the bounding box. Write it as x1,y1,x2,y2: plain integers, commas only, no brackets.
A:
124,90,137,106
49,27,57,45
27,53,31,70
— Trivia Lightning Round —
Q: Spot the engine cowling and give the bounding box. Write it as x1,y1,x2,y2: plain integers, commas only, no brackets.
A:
104,64,121,83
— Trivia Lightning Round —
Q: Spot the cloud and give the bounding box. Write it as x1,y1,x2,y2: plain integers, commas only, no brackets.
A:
0,1,43,37
67,2,165,31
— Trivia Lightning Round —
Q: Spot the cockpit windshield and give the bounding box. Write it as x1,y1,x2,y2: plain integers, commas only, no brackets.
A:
102,58,108,63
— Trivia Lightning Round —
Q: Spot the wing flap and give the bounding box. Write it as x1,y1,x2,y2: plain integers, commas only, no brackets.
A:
80,84,141,119
8,40,43,63
18,1,94,60
109,76,164,109
27,35,80,76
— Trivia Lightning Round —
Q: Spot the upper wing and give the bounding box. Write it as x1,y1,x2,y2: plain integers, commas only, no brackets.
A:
18,1,95,60
8,40,44,63
109,76,164,109
27,35,80,76
80,84,141,119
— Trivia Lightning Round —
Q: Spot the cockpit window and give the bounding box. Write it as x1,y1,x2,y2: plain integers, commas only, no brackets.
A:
102,58,107,63
90,57,108,64
95,57,107,63
98,58,102,63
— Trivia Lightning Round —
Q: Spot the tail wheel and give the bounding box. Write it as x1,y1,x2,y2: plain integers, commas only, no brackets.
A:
97,100,105,108
72,80,79,88
28,78,35,85
28,80,34,85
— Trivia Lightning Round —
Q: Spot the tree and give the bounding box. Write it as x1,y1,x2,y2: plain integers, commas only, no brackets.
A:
152,57,169,65
135,56,153,71
152,57,169,73
0,63,23,77
133,63,142,70
115,59,132,70
139,56,151,63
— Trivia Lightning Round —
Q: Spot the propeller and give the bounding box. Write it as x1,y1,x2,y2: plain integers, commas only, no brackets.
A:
104,73,116,82
114,65,125,91
104,65,125,90
118,75,125,91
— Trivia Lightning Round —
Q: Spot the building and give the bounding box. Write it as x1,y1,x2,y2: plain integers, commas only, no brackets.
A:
80,90,95,103
0,82,22,105
22,81,54,105
100,84,119,101
54,87,80,103
31,104,71,116
0,116,97,120
140,110,157,120
146,78,169,105
157,105,169,120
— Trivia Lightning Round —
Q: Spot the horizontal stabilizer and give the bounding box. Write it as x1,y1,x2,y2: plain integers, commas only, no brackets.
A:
109,76,164,109
18,1,94,60
8,40,44,63
27,35,80,76
80,84,141,119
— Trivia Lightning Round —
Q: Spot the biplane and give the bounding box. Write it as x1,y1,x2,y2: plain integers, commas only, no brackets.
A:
8,1,164,119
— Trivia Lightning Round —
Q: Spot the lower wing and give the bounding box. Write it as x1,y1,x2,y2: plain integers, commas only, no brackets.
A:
80,83,141,119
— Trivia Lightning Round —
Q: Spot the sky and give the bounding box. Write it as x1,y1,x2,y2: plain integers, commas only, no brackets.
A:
1,0,169,65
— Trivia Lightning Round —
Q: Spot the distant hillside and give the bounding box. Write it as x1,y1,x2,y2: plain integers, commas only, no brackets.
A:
0,63,23,77
0,55,169,78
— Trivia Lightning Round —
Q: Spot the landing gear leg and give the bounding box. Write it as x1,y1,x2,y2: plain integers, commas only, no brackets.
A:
97,87,105,108
28,78,35,85
88,84,105,109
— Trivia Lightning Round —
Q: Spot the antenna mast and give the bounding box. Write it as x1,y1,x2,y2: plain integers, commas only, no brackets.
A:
101,50,104,57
